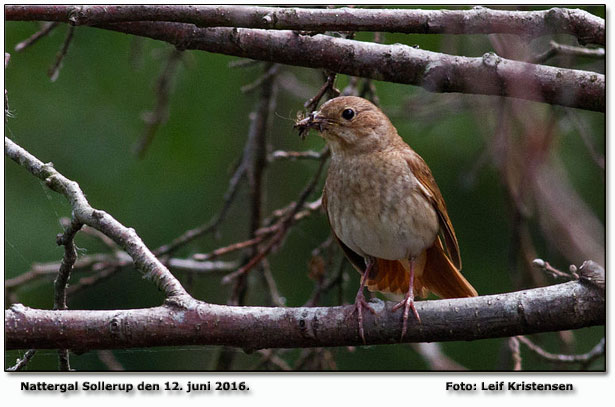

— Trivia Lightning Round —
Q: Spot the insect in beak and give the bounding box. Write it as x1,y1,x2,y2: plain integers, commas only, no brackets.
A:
294,111,324,140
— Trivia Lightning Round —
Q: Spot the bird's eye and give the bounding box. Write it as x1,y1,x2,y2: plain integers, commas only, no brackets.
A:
341,108,355,120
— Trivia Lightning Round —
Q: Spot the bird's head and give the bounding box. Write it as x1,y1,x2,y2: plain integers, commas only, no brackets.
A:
294,96,399,156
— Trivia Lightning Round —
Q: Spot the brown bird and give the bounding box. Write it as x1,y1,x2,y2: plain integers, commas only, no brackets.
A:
295,96,477,342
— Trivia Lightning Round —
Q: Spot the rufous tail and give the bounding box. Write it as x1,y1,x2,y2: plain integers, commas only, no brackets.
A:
366,238,477,298
420,238,477,298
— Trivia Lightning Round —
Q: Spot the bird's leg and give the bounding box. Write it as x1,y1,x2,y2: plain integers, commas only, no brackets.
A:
392,258,421,340
348,256,376,344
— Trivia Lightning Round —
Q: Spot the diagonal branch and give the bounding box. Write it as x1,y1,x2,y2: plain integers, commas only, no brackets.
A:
14,21,60,52
4,136,189,299
153,154,247,257
134,48,183,157
47,25,75,82
5,5,605,45
6,349,38,371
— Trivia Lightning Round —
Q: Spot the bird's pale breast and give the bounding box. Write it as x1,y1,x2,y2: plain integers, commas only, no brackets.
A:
325,149,439,261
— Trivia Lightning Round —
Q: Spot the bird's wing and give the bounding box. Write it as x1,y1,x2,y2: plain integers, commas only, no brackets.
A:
321,188,366,273
404,149,462,270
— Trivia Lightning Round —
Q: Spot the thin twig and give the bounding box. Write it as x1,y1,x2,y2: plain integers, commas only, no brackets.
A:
15,22,60,52
6,349,38,371
293,348,313,370
97,350,125,371
134,48,183,157
5,253,118,289
304,72,339,112
294,347,337,370
54,217,82,371
509,337,522,370
48,25,75,82
228,58,262,69
360,78,380,106
564,109,605,171
517,335,605,365
532,40,605,64
66,264,125,295
268,149,323,162
193,235,266,262
245,62,277,242
191,199,322,263
411,342,468,370
304,235,335,306
304,247,346,307
261,259,286,307
241,63,280,93
258,197,322,233
277,71,316,100
4,53,11,122
222,153,328,284
252,349,292,370
6,253,236,294
153,157,247,256
215,62,278,369
166,258,239,273
57,349,71,371
532,258,579,281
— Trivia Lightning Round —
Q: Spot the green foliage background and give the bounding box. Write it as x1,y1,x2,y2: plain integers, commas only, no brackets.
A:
4,6,605,371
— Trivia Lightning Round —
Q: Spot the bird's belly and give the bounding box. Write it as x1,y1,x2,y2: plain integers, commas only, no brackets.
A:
327,174,439,261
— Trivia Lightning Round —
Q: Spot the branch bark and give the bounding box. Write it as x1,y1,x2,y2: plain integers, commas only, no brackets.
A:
5,6,604,112
5,5,605,45
5,275,603,351
4,137,188,299
95,23,604,112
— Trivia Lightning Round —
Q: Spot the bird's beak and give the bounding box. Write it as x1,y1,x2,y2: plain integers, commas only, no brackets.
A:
294,111,326,133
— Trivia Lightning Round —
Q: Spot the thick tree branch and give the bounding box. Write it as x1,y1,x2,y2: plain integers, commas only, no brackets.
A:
5,274,604,350
5,5,605,45
4,137,189,299
6,6,604,111
93,23,604,112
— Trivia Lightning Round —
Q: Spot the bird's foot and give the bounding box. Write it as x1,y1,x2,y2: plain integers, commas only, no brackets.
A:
392,294,421,340
347,292,376,344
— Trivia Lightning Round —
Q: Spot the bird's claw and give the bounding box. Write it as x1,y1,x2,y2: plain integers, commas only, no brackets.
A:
392,296,421,340
347,293,376,344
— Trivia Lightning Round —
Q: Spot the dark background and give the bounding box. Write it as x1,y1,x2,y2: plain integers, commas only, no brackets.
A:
4,5,605,370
